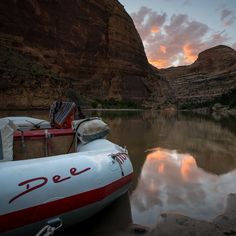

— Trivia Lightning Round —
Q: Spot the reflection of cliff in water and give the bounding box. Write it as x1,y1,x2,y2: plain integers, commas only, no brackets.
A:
1,110,235,234
104,112,147,191
148,112,236,175
98,110,236,196
130,148,236,226
1,109,235,176
110,110,236,175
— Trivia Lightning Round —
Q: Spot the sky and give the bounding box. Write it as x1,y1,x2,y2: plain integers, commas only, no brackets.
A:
119,0,236,68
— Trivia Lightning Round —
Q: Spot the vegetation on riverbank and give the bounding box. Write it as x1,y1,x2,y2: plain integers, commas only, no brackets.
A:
0,46,58,80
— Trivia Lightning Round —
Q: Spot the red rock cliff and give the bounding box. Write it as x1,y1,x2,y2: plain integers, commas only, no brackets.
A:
0,1,235,110
0,0,150,109
158,45,236,109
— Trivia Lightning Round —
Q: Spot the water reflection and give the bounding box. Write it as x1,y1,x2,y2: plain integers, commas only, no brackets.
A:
58,193,132,236
131,148,236,226
1,110,236,233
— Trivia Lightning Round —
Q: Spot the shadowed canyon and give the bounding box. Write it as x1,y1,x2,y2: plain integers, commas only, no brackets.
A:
0,0,235,110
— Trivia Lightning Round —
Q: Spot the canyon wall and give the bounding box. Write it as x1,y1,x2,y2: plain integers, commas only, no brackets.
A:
158,45,236,110
0,0,235,110
0,0,150,109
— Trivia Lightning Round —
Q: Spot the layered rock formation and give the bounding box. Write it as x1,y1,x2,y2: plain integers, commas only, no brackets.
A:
157,45,236,110
0,0,235,110
0,0,150,109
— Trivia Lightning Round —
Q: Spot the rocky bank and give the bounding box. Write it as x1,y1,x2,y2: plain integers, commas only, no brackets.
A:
0,0,235,110
158,45,236,110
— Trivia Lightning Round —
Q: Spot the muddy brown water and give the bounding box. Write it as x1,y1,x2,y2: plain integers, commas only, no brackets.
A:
1,110,236,235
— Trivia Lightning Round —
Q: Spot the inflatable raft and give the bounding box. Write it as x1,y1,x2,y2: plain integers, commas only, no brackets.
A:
0,116,133,236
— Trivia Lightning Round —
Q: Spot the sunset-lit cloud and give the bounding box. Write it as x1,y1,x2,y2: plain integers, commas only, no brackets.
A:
158,163,165,174
151,25,160,33
160,45,167,54
131,7,233,68
180,155,196,180
130,147,236,225
131,6,167,41
148,58,169,68
147,148,165,160
183,44,198,63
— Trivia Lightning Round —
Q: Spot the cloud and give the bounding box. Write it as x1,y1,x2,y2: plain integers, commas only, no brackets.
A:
183,44,198,63
221,9,233,20
160,45,167,54
220,8,236,26
130,148,236,224
131,7,167,41
131,7,230,68
183,0,192,6
232,43,236,50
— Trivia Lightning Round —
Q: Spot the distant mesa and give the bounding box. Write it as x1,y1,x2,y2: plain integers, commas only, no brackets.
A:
157,45,236,110
193,45,236,73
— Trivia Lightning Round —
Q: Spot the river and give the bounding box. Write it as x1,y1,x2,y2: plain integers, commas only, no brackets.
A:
1,110,236,235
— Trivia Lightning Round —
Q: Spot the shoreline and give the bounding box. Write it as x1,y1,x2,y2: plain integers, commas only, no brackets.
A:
113,193,236,236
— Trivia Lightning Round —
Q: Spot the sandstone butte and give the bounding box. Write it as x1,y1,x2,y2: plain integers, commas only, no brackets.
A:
0,0,235,110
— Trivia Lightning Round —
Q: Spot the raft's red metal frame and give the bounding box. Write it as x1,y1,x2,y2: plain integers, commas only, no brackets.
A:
14,128,75,140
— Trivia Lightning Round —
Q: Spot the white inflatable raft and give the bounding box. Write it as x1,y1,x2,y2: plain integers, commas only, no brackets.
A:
0,118,133,236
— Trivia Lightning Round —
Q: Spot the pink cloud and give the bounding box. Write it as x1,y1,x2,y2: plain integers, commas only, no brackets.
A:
131,7,167,41
220,9,236,26
160,45,167,54
232,43,236,50
131,8,230,68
